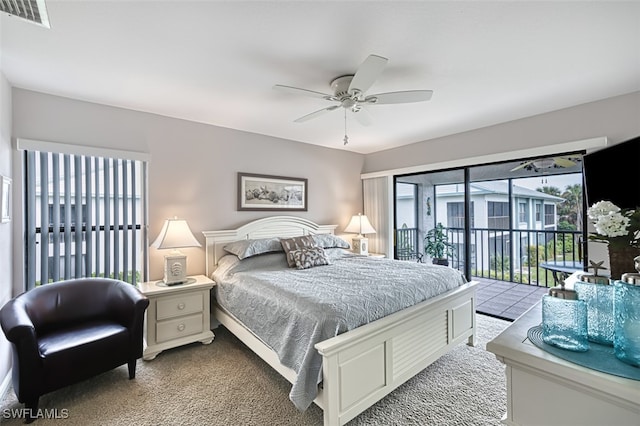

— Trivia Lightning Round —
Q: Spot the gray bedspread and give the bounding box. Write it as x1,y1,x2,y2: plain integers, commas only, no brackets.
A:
212,249,467,411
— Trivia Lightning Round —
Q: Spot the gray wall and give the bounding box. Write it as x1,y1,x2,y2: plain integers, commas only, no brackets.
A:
0,70,13,391
12,89,364,281
364,91,640,174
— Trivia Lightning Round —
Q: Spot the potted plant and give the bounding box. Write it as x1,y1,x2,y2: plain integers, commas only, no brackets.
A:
424,222,454,266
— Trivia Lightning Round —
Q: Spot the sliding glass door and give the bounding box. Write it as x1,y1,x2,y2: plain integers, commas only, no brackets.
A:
394,152,585,286
394,169,468,276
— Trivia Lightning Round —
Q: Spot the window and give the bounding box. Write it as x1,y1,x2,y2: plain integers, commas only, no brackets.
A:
48,203,87,226
488,201,509,229
535,203,541,222
24,147,148,288
545,204,555,226
519,202,528,223
447,202,474,228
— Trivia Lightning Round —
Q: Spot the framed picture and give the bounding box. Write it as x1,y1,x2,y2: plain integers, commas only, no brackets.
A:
238,173,307,211
1,175,11,223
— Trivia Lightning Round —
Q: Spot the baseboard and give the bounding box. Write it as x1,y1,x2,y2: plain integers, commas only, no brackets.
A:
0,369,11,402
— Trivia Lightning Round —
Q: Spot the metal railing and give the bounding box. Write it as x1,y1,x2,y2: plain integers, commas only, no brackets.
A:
396,226,583,287
396,227,420,261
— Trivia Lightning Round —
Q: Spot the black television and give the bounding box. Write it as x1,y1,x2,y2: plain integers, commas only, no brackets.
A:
583,135,640,209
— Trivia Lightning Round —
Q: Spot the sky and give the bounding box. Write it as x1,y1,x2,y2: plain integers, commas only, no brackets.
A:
514,173,582,192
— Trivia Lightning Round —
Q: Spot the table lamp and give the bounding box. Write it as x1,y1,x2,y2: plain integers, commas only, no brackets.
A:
152,217,201,285
344,213,376,255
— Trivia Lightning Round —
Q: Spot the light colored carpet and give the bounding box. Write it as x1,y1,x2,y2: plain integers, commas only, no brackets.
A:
1,314,508,425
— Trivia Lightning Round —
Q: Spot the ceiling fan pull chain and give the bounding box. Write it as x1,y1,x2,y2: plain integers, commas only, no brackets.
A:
343,109,349,145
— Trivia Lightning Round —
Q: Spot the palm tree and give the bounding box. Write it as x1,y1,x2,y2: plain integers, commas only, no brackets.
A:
536,186,562,197
561,184,583,230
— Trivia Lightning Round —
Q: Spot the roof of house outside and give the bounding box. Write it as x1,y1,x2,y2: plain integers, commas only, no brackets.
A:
437,181,565,202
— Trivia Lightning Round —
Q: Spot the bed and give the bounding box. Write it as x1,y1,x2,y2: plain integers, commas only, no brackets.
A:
203,216,477,426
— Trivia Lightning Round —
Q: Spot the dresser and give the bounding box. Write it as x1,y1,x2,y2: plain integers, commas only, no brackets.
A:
138,275,215,360
486,302,640,426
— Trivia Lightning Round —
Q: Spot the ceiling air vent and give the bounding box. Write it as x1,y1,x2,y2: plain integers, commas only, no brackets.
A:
1,0,50,28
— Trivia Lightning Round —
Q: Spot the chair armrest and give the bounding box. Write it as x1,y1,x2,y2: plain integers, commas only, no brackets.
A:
109,282,149,327
0,299,38,344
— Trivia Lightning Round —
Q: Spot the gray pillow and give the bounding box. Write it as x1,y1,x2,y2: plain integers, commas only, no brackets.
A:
280,235,317,267
290,246,330,270
311,234,351,249
223,237,283,260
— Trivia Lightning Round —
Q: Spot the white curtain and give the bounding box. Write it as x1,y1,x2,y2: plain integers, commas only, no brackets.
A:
363,176,393,257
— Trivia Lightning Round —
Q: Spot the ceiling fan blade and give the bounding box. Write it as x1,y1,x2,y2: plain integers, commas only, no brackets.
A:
365,90,433,105
554,157,577,168
510,161,532,172
348,54,388,95
352,108,373,127
294,105,340,123
273,84,332,100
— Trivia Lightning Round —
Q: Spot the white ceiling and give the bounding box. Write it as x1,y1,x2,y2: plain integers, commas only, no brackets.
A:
1,1,639,154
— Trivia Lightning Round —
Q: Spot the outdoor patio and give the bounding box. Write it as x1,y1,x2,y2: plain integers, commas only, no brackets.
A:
473,277,549,321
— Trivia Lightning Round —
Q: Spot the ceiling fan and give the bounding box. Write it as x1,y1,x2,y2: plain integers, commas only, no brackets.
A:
273,54,433,127
510,156,582,172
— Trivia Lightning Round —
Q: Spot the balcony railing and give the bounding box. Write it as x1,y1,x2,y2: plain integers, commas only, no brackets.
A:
396,226,583,287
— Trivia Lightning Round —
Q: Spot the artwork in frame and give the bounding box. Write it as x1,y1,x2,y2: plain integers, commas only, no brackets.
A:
238,173,307,211
1,175,11,223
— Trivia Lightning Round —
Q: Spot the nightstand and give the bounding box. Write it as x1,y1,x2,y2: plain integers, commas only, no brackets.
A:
137,274,215,360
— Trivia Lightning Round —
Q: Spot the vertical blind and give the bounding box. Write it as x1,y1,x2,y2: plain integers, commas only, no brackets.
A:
25,149,147,289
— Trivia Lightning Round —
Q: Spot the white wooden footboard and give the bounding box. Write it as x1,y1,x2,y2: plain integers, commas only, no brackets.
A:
315,281,476,426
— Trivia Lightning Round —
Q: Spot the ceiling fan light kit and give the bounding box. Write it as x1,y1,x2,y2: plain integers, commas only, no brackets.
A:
273,54,434,146
510,156,582,173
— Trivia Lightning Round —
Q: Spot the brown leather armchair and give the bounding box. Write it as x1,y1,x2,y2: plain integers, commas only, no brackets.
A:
0,278,149,422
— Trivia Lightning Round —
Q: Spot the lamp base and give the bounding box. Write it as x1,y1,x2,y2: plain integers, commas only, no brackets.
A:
163,254,187,285
157,277,196,287
351,236,369,256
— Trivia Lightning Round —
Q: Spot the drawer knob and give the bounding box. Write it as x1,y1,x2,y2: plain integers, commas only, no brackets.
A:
177,323,186,332
177,303,185,310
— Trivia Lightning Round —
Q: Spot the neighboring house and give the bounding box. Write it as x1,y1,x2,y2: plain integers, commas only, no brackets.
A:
435,181,564,270
396,179,565,270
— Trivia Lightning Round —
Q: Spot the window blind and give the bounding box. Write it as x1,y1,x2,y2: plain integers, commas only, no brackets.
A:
25,149,148,289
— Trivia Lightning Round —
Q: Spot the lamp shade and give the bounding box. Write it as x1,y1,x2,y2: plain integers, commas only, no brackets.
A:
151,217,201,249
344,213,376,236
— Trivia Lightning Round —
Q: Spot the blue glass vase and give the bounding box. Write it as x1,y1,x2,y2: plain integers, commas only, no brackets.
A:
613,277,640,367
575,278,614,345
542,293,589,352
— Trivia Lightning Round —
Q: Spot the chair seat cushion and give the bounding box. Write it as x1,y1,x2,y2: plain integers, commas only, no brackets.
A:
38,320,131,391
38,320,128,356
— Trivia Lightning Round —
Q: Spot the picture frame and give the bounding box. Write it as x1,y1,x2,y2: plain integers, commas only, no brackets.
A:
238,173,307,211
1,175,11,223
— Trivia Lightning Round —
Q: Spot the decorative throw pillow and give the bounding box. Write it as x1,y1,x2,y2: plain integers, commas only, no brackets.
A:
280,235,316,267
223,237,283,260
311,234,351,249
290,246,330,270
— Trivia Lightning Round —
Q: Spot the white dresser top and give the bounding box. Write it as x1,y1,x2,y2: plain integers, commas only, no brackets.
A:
486,301,640,407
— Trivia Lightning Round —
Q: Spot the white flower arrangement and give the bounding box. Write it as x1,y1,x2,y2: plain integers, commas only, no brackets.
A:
587,201,640,248
587,201,630,238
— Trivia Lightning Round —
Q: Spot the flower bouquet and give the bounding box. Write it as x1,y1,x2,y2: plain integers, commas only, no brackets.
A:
587,201,640,279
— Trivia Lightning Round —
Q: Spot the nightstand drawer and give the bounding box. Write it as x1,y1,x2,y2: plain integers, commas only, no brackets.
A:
156,292,203,320
156,313,204,343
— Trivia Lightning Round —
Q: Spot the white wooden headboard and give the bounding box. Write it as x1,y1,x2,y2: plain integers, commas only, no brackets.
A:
202,216,338,277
